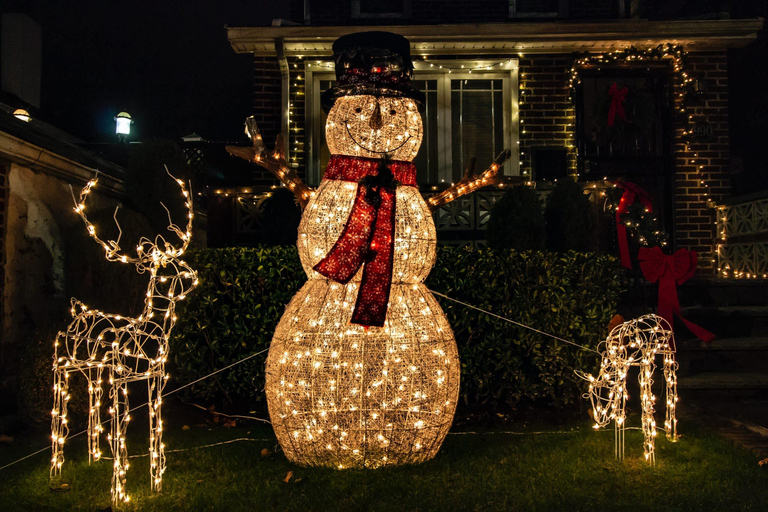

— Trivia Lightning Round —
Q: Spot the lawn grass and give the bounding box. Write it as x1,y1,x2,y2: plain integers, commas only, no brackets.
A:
1,411,767,511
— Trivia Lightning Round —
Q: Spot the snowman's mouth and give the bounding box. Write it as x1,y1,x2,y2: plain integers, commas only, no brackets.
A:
344,120,412,155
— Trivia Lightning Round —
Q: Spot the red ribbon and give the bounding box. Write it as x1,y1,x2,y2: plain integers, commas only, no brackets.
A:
638,246,716,344
607,82,628,127
615,180,654,269
314,155,417,327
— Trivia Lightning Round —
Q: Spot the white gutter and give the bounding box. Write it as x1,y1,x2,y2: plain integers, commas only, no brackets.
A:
275,37,291,161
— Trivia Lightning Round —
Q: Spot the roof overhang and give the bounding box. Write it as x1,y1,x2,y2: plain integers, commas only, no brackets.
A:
0,130,124,196
227,19,764,57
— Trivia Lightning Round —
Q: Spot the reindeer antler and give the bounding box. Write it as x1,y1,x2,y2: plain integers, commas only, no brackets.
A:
427,150,512,211
72,175,143,265
225,117,313,208
160,166,194,257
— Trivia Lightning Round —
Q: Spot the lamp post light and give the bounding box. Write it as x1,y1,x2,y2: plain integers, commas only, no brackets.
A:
114,111,133,141
13,108,31,122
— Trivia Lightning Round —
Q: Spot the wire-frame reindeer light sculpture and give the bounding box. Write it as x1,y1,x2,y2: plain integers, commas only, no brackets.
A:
578,314,679,464
51,170,198,504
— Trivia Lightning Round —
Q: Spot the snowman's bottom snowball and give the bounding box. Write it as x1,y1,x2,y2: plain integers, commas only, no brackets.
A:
265,279,460,469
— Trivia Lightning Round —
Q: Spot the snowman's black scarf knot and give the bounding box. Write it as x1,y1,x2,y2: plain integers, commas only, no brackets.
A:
360,155,401,207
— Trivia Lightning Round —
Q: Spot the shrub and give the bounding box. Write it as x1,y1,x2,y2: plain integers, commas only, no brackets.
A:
171,247,305,404
486,186,545,251
544,179,597,252
172,246,622,409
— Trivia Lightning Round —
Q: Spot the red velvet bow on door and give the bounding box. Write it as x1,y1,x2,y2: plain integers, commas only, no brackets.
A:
615,180,654,269
638,246,716,344
607,82,628,127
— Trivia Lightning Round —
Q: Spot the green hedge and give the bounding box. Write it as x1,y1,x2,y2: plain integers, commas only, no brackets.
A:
172,247,622,408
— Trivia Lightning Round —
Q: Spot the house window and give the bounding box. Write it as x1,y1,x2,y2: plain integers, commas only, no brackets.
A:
352,0,412,19
306,60,519,186
509,0,566,18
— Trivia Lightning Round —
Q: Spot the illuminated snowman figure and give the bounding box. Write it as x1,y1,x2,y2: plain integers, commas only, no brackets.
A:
228,31,508,469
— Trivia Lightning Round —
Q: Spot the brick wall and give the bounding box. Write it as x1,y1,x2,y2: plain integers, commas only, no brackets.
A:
518,55,578,177
252,57,283,186
673,52,730,272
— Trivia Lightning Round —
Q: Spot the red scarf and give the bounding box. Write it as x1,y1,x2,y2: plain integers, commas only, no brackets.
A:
313,154,417,327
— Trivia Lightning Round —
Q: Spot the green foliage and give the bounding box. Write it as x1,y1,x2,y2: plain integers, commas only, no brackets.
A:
171,247,305,403
545,180,597,253
172,246,622,409
428,247,622,407
486,186,545,251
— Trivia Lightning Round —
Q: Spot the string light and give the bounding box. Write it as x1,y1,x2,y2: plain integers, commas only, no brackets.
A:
579,314,678,464
51,171,198,504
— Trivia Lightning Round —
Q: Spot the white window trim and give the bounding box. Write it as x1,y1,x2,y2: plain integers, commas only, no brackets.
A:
305,59,520,186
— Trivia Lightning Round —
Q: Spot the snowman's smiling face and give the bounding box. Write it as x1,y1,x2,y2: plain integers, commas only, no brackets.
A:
326,95,423,162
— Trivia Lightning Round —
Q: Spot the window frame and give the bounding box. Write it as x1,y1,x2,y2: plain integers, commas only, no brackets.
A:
305,59,520,186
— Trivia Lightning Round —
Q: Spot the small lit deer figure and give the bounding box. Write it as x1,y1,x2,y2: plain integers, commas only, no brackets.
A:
51,171,198,504
579,314,679,464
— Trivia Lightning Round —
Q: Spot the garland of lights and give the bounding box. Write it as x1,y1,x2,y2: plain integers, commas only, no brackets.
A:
51,172,198,504
578,314,678,464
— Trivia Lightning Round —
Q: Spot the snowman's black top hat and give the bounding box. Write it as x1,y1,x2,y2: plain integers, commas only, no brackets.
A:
321,31,425,113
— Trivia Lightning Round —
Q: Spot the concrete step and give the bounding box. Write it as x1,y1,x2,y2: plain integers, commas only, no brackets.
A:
678,372,768,400
678,278,768,308
677,336,768,373
679,306,768,338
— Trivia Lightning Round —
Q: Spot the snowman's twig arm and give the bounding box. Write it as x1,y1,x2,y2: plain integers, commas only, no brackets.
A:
427,149,511,211
226,132,314,209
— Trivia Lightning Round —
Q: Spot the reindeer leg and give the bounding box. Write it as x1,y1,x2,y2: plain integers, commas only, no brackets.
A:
148,369,166,492
664,349,679,442
51,362,69,478
109,376,130,504
639,358,657,464
87,367,104,463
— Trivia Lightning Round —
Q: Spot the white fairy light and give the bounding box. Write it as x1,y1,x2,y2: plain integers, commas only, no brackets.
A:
51,170,198,504
579,314,679,464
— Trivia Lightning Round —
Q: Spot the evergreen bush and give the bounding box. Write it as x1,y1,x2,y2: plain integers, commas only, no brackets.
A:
172,246,622,409
544,179,597,252
486,186,545,250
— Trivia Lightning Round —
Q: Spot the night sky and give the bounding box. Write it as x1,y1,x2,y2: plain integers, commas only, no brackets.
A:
4,1,289,142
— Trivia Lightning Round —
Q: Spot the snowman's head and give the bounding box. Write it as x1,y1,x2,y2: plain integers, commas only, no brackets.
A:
326,95,423,162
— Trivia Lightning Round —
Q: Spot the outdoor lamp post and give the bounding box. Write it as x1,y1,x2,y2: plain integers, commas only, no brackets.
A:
114,111,133,141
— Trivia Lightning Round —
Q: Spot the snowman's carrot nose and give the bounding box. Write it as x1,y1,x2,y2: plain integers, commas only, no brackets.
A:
369,99,383,131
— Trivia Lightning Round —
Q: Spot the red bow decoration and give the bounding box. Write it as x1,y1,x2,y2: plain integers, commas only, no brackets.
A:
615,180,653,269
638,246,716,344
607,83,629,127
314,155,417,327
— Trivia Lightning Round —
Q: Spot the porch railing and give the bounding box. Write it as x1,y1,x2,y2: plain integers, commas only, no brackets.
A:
716,190,768,279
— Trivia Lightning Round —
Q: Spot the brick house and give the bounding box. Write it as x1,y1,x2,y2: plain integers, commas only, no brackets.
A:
223,1,763,273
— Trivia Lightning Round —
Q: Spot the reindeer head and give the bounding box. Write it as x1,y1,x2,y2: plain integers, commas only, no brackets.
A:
73,169,199,298
577,328,631,429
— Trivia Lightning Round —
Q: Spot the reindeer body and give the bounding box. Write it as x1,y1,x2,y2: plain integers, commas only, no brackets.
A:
583,314,678,464
51,175,197,504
